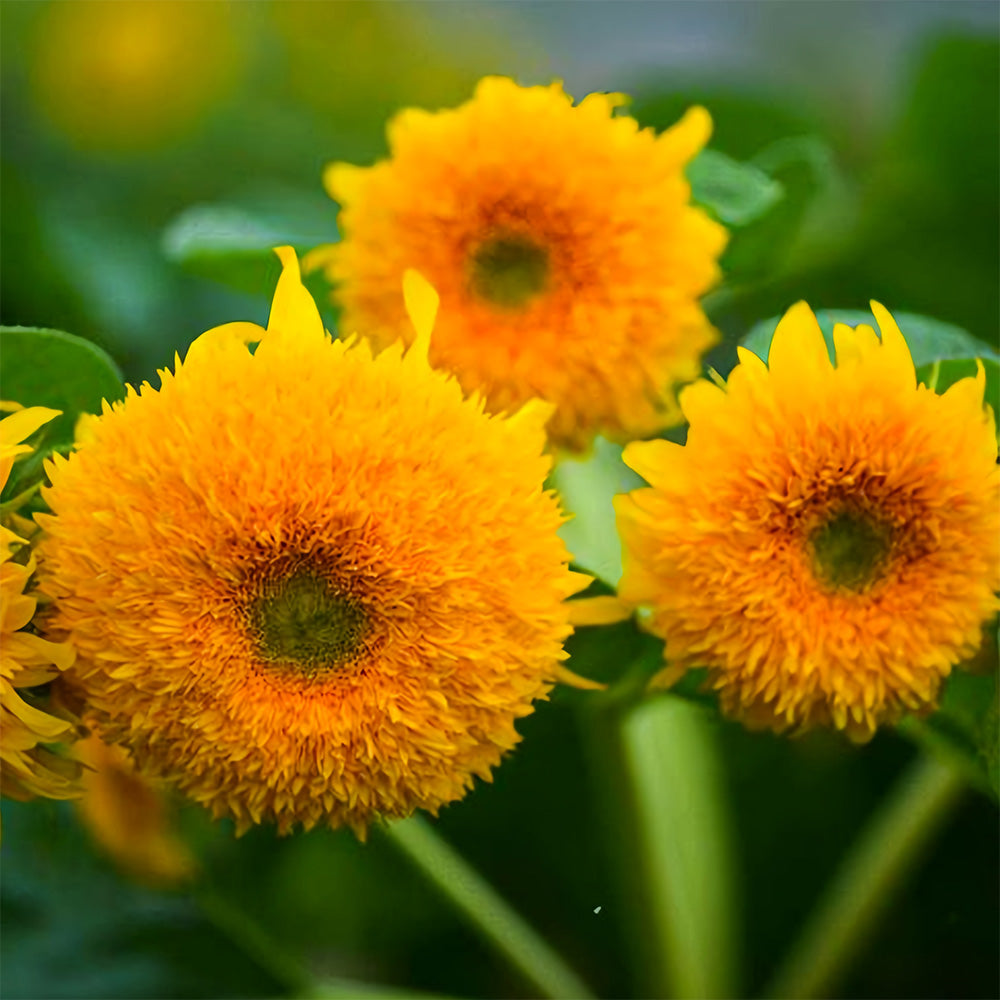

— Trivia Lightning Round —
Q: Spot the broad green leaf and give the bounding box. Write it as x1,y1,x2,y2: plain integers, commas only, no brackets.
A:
688,149,783,227
162,194,338,298
0,326,123,453
550,437,644,588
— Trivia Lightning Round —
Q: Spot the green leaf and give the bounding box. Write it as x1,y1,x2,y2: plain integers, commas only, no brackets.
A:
550,437,644,588
688,149,784,227
0,326,124,452
743,308,999,368
162,194,339,298
706,135,850,288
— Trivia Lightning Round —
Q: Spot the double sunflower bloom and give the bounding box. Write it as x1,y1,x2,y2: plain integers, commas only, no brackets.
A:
4,78,998,836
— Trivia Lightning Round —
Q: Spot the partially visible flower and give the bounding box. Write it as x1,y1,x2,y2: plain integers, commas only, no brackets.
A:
75,733,195,886
307,76,727,451
616,303,1000,740
1,405,80,805
30,1,242,154
39,249,588,836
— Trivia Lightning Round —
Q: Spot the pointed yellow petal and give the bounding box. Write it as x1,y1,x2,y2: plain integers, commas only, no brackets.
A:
554,665,607,691
767,301,832,387
648,663,688,691
870,301,915,389
658,105,713,165
621,438,686,489
73,412,102,447
184,322,263,365
942,359,987,409
506,398,555,434
0,406,61,449
267,246,325,342
403,269,439,364
833,322,880,367
679,378,726,426
566,595,633,627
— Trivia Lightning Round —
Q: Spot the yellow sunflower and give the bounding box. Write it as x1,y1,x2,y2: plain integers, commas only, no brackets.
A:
1,406,80,805
38,249,587,835
616,302,1000,740
306,76,727,451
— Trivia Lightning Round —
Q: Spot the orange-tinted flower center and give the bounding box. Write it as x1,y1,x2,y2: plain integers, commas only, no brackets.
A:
247,570,368,673
809,508,894,592
467,231,550,309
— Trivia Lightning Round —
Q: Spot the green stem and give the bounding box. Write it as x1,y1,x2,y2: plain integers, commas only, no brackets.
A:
383,816,594,1000
621,696,739,999
765,752,965,1000
197,886,314,996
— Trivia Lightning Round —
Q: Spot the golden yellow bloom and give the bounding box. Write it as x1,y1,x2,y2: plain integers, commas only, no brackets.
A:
616,303,1000,740
1,406,80,804
307,76,727,451
75,734,194,886
39,249,585,835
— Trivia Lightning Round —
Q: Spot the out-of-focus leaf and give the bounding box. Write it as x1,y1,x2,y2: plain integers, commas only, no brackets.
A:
742,308,999,368
712,134,852,285
162,194,338,298
550,438,644,588
688,149,783,227
901,662,999,801
0,326,124,453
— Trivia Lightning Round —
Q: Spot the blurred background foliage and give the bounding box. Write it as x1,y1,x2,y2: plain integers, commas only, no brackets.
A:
1,2,997,998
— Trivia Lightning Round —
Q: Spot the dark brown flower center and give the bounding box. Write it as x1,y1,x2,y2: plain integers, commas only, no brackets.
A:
809,509,894,592
468,232,549,309
248,571,367,672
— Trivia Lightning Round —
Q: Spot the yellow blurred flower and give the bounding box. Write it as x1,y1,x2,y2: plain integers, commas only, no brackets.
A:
1,405,80,806
75,733,194,886
616,303,1000,740
31,0,242,154
307,76,727,451
39,249,587,836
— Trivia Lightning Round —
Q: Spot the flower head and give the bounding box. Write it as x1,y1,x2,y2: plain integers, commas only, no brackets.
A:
39,249,585,834
307,76,727,451
1,406,80,804
616,303,1000,740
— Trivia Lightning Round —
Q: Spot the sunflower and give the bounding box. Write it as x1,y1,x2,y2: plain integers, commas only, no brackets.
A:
1,406,80,805
306,76,727,451
38,249,586,835
615,302,1000,740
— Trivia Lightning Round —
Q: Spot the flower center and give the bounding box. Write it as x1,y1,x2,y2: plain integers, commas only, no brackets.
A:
809,509,893,592
249,572,367,672
468,233,549,309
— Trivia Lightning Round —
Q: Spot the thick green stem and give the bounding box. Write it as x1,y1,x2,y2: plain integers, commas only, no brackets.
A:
766,753,965,1000
383,816,594,1000
621,696,739,999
